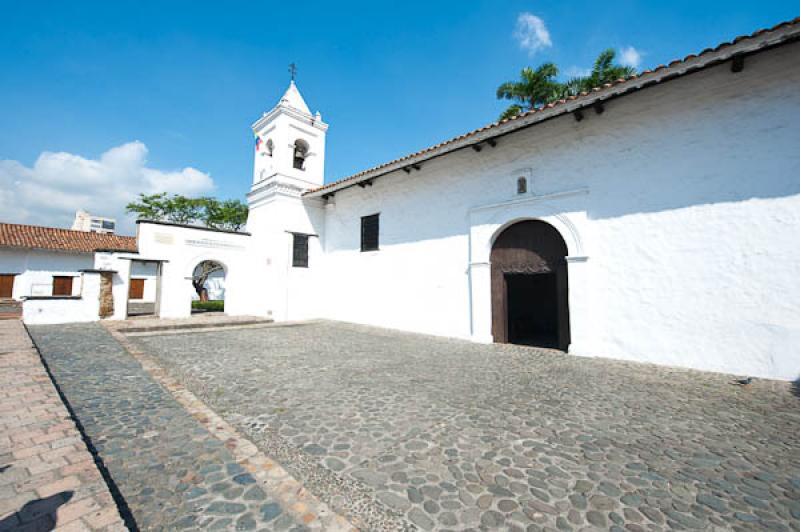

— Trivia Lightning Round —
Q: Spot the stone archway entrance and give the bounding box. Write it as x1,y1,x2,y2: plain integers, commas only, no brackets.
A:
491,220,570,350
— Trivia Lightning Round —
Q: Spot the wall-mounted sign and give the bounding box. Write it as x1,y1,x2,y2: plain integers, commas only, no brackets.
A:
155,233,175,245
184,238,245,251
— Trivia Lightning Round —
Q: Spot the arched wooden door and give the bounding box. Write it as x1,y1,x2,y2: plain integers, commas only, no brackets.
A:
491,220,570,350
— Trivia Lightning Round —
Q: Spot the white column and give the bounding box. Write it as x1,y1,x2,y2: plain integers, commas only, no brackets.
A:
111,260,131,320
469,262,494,343
565,256,593,356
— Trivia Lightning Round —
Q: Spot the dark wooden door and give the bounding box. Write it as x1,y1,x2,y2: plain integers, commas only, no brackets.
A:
0,275,14,298
129,278,145,300
52,276,74,296
555,261,571,350
491,220,570,350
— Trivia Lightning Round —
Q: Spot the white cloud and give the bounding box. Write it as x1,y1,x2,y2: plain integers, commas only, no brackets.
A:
513,12,552,55
564,66,591,79
619,46,643,69
0,141,214,234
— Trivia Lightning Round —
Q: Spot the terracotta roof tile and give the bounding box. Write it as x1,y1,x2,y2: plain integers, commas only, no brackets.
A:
306,16,800,197
0,223,137,253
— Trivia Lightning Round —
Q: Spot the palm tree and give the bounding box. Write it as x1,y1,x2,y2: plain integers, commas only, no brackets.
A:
562,49,636,97
496,49,638,120
496,63,562,120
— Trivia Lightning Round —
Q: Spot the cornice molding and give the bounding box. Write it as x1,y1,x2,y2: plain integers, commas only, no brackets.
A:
252,105,329,133
248,179,305,200
469,187,589,215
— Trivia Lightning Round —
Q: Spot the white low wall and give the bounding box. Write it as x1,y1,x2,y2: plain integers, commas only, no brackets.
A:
22,272,102,325
0,249,91,299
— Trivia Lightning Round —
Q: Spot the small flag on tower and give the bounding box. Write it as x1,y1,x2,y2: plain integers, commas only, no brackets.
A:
255,135,262,152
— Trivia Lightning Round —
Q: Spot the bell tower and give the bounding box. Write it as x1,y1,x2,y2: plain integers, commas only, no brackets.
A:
249,80,328,193
243,74,329,322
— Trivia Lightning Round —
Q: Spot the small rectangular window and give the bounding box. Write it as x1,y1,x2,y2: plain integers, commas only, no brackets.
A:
101,220,115,230
361,214,380,252
292,234,309,268
52,276,74,296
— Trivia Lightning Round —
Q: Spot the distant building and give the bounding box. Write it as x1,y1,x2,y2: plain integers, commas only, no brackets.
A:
72,210,116,234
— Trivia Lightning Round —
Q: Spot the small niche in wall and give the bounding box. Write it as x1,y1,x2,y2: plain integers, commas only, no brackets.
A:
517,176,527,195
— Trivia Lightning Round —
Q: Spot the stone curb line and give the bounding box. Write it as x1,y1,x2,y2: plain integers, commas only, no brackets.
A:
102,322,358,532
121,319,323,338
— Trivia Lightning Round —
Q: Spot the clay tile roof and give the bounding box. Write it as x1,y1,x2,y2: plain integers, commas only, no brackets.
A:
0,223,137,253
305,16,800,197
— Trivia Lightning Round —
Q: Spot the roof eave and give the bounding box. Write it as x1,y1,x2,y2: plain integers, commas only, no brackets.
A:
0,245,96,254
304,18,800,199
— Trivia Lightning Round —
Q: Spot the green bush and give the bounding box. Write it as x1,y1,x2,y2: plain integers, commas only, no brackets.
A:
191,300,224,312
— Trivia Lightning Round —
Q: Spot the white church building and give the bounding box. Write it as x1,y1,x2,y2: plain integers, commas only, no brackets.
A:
7,18,800,381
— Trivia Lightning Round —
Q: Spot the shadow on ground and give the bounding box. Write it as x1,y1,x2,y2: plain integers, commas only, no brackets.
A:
0,490,73,531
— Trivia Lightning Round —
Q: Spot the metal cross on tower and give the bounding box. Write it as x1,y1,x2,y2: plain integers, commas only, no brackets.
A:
288,63,297,82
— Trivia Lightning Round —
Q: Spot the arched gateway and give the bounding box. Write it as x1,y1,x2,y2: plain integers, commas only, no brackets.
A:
491,220,570,350
190,259,226,313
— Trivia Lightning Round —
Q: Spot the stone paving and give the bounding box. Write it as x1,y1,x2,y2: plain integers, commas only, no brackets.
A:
26,323,323,531
128,321,800,531
0,320,125,531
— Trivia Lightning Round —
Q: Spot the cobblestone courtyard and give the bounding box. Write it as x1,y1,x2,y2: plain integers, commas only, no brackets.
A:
27,323,340,531
121,321,800,531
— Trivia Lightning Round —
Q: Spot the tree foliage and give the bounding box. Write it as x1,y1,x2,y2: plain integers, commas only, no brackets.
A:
497,49,637,120
126,193,248,231
562,49,637,97
496,63,562,119
202,198,249,232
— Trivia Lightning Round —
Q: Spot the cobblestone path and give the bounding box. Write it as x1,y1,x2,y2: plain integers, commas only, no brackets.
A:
27,323,313,531
130,321,800,531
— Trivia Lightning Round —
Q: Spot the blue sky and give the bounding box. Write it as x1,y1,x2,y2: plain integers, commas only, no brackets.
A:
0,1,796,231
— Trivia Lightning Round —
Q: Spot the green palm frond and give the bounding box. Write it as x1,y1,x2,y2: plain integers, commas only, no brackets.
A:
495,48,639,119
499,104,524,121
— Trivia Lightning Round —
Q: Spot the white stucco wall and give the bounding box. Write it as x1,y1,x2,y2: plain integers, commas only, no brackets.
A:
247,189,326,322
22,272,102,325
294,42,800,380
0,249,91,299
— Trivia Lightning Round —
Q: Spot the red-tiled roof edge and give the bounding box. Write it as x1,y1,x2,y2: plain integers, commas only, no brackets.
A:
304,16,800,198
0,222,138,253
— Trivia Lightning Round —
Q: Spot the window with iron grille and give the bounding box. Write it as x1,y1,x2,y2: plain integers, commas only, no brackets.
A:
361,213,379,252
292,234,309,268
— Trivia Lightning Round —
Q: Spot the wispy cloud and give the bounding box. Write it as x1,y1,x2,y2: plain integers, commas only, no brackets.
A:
619,46,643,69
564,66,591,79
513,12,552,55
0,142,214,234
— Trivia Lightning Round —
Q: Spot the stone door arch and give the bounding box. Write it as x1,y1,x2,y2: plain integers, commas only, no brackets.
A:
491,220,570,349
